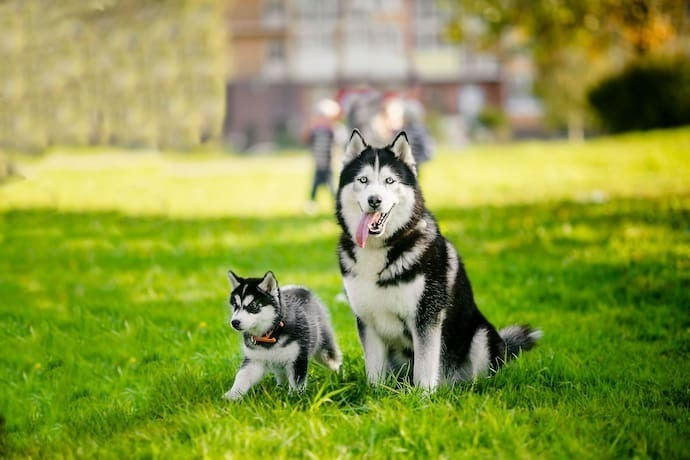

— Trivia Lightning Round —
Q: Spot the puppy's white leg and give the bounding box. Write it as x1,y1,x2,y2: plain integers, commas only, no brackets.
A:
359,322,388,385
411,318,443,391
223,360,265,400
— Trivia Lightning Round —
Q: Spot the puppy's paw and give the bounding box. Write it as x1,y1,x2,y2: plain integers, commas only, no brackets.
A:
222,389,243,401
318,350,342,372
325,358,341,372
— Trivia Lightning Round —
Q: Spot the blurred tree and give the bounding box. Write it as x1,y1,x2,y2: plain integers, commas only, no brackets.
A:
446,0,690,140
0,0,229,152
589,56,690,132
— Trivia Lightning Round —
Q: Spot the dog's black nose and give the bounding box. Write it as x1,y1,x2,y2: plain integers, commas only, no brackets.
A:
368,195,382,209
231,319,240,329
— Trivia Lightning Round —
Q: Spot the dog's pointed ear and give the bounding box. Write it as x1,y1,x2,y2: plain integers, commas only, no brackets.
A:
389,131,416,176
227,270,242,290
343,129,368,165
258,271,279,297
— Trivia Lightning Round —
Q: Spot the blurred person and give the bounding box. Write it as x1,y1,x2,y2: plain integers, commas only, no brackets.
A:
400,99,434,176
342,88,386,145
370,92,403,144
304,99,339,214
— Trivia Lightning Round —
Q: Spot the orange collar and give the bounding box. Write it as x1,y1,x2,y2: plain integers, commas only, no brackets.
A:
251,321,285,345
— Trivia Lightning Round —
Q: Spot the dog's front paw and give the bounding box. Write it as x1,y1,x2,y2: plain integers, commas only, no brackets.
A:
222,389,243,401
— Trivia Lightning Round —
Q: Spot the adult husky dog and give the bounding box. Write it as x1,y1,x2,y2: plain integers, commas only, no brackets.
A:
336,130,541,390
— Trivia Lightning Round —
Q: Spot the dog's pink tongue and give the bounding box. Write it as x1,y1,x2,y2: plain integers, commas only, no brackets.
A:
355,212,380,248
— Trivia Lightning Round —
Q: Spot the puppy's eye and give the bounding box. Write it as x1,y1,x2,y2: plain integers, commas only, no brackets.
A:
385,177,395,184
358,176,368,184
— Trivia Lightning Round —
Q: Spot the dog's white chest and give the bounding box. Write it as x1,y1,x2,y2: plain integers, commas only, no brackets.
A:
343,246,425,343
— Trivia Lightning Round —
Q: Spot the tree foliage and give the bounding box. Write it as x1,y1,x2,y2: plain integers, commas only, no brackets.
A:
0,0,229,151
447,0,690,138
589,56,690,132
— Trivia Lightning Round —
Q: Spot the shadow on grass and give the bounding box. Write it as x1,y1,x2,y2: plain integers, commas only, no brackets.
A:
2,194,686,307
1,193,688,450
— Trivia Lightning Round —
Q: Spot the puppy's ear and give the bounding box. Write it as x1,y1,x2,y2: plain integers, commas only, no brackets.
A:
258,271,279,297
389,131,416,175
343,129,368,166
227,270,242,290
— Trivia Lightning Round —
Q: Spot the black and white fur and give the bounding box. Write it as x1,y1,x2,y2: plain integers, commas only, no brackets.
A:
336,130,541,391
223,271,341,400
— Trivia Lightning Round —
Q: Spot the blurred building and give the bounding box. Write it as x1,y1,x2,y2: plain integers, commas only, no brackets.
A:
224,0,540,149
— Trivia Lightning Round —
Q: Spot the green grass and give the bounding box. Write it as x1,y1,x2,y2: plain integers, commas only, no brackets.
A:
1,128,689,458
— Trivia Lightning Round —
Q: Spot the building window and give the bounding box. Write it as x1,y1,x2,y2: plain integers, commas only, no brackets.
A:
297,0,337,22
383,28,402,49
415,32,437,49
266,40,285,62
458,85,486,117
322,0,338,19
415,0,435,18
298,0,316,20
263,0,285,27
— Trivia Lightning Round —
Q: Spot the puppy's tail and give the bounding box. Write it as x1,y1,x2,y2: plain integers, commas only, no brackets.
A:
499,325,543,361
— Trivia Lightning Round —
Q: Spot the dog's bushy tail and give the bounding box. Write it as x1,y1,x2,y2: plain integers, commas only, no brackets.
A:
499,325,543,361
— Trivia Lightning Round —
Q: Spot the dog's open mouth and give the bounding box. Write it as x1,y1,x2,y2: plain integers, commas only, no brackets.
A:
355,209,392,248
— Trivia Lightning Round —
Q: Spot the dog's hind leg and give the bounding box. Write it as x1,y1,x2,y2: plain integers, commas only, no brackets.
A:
316,328,342,372
287,353,309,393
387,348,413,384
468,327,491,378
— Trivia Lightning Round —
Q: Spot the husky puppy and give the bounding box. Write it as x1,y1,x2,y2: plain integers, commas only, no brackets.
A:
336,130,542,391
223,271,341,400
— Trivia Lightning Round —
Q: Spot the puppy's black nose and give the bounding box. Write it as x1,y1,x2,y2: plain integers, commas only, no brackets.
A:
231,319,240,329
368,195,382,209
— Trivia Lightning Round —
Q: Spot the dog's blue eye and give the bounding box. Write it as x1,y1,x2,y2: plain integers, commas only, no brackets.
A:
358,177,368,184
385,177,395,184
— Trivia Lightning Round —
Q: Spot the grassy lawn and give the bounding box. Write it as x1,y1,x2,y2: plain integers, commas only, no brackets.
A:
1,128,689,458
